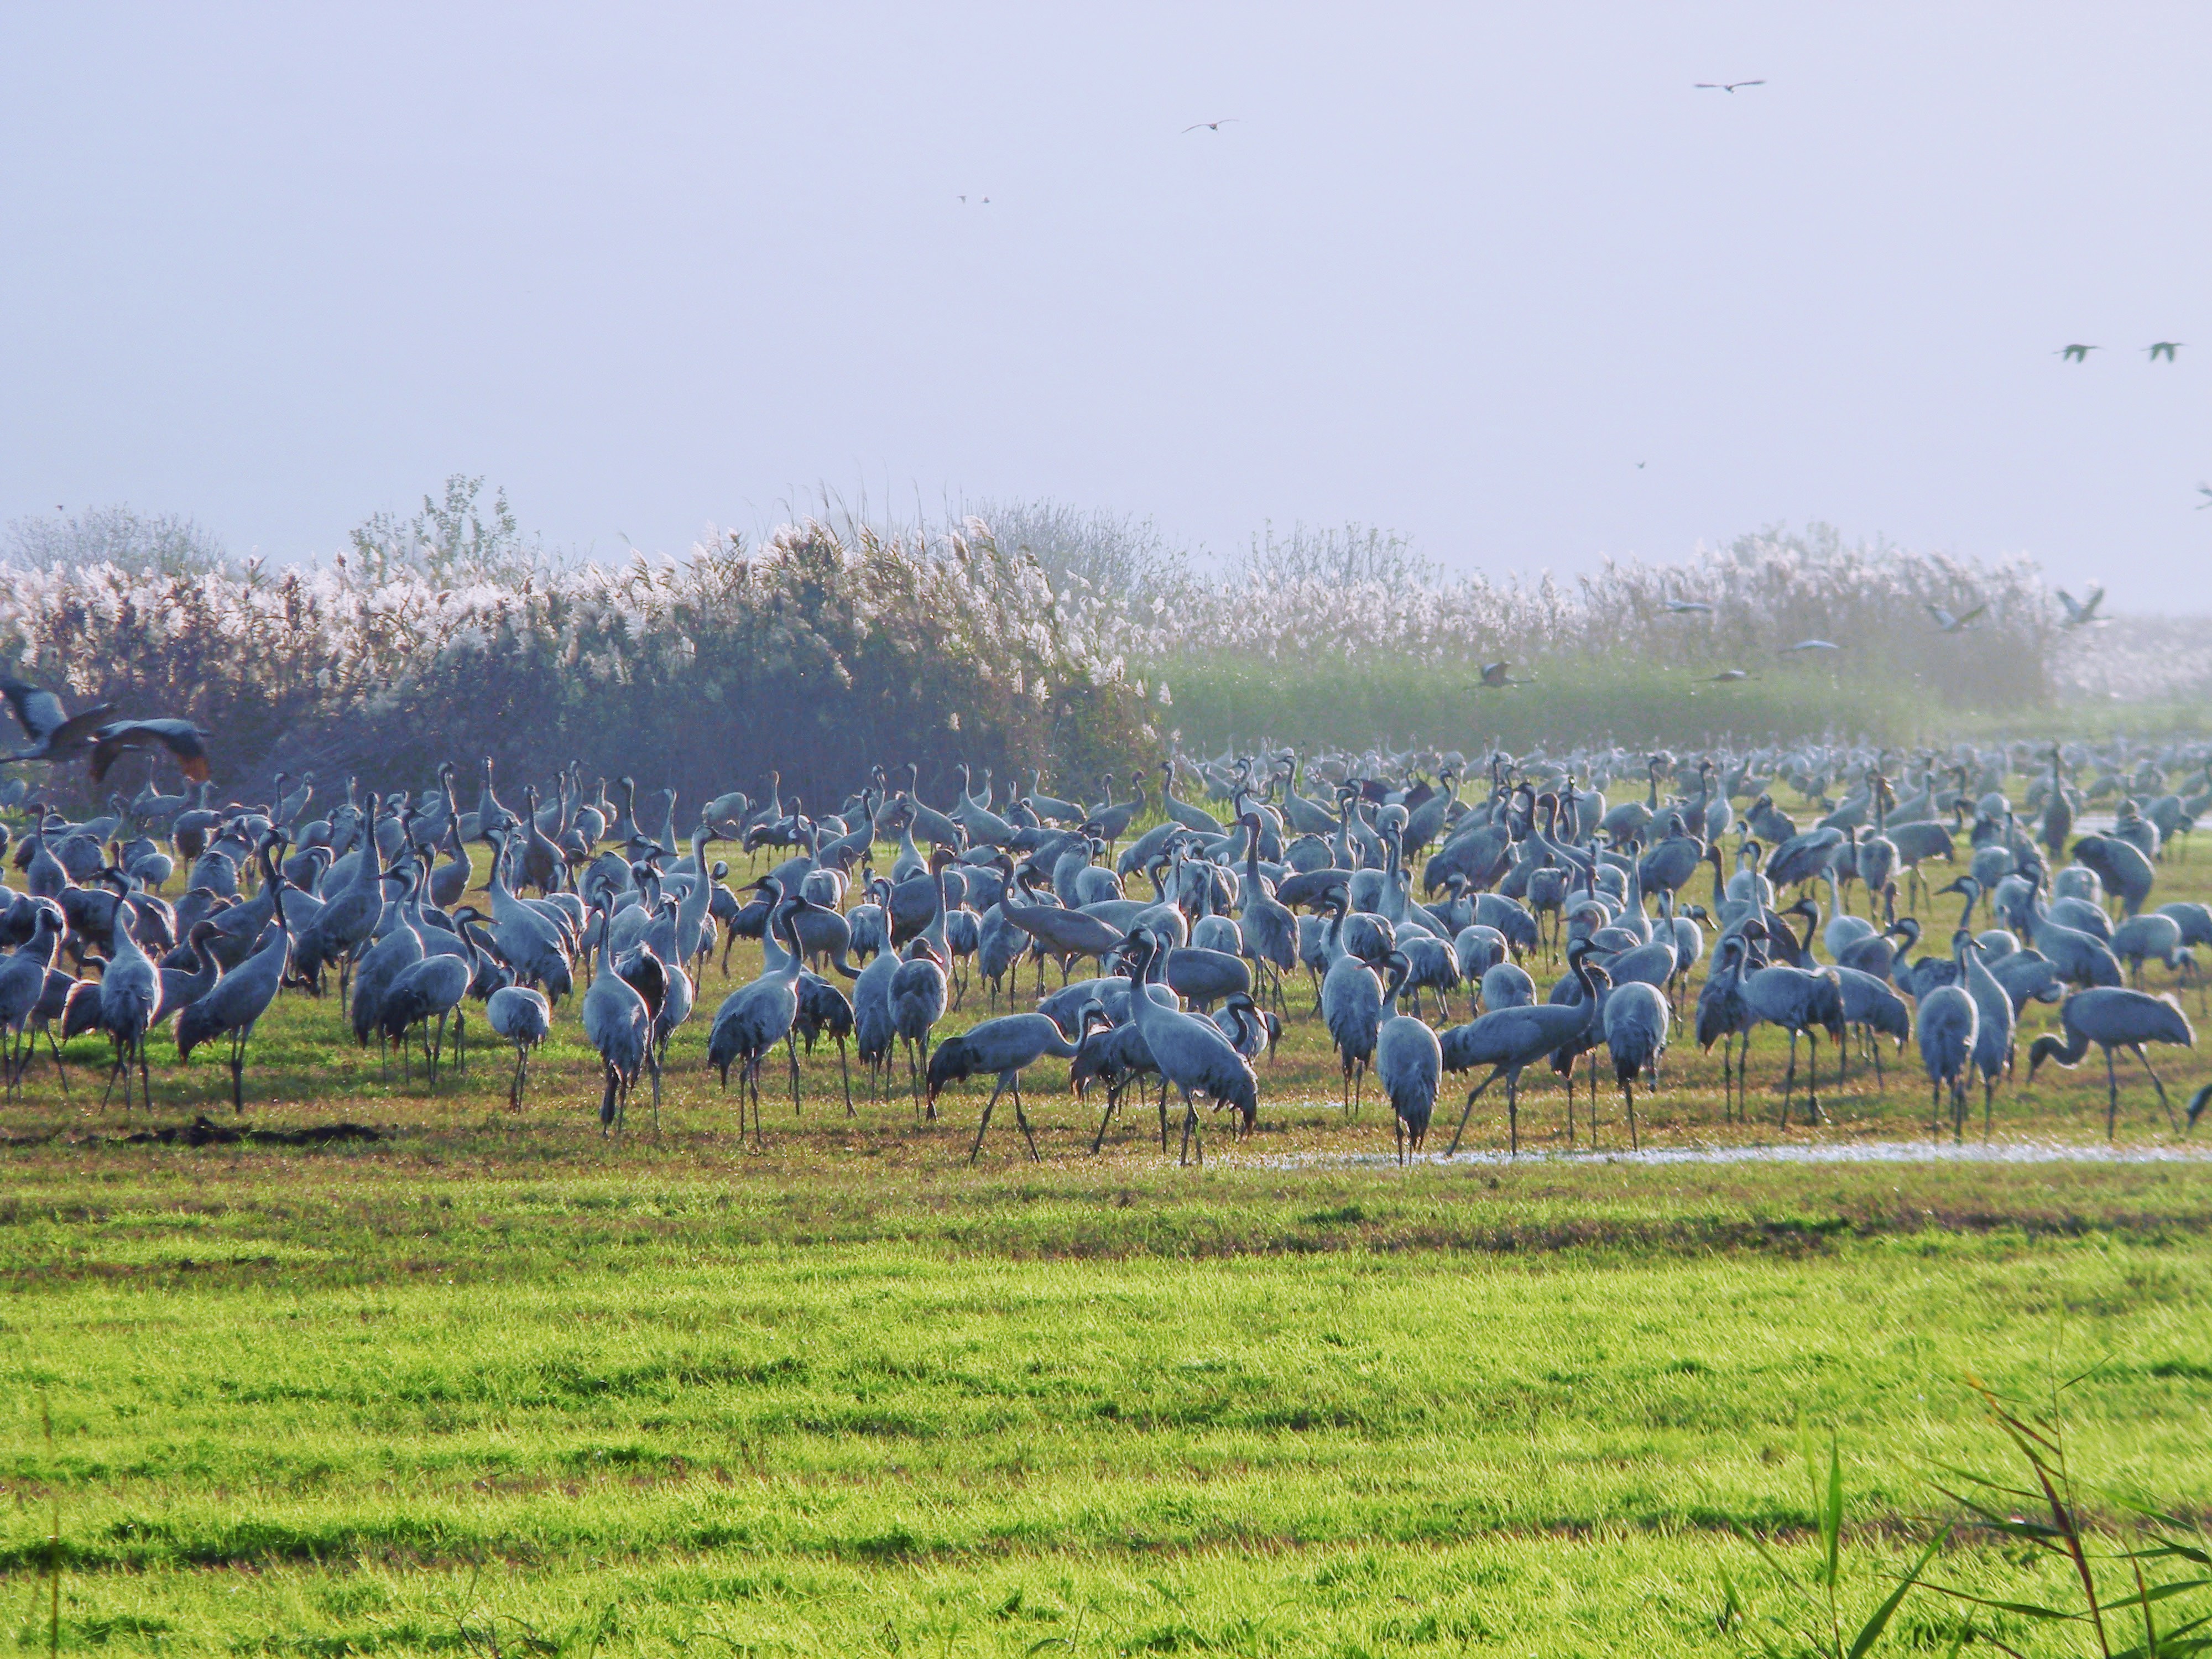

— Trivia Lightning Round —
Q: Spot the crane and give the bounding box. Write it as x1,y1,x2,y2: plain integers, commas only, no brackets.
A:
175,836,293,1113
2027,987,2195,1138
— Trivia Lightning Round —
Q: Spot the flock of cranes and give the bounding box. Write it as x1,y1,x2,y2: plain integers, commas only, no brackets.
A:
2,671,2210,1162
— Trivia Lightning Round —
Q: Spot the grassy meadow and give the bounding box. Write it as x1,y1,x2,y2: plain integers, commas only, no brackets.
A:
3,780,2210,1654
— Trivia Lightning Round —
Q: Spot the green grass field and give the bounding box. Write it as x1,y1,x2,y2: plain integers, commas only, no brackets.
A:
3,793,2209,1655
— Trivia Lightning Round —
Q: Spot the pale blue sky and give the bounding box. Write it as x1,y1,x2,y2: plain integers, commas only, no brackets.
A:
4,4,2208,604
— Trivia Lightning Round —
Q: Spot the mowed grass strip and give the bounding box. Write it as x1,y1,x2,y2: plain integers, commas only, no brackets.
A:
2,1155,2210,1652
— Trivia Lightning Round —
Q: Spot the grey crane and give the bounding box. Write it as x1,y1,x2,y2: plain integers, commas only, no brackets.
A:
927,1008,1099,1162
486,982,551,1108
98,898,165,1110
380,928,474,1087
1959,931,2016,1134
2071,833,2155,917
1119,927,1259,1165
889,938,950,1118
87,718,211,785
1916,977,1980,1139
1235,811,1297,1010
1441,942,1604,1155
1764,827,1845,892
1375,953,1442,1162
851,948,899,1102
2041,748,2074,857
2028,987,2195,1138
1601,975,1670,1151
1,677,117,768
582,899,650,1135
0,905,64,1099
707,888,805,1140
1319,902,1384,1112
1738,919,1843,1126
175,837,293,1113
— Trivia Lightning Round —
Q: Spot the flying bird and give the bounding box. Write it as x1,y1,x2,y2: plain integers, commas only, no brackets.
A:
2198,483,2212,511
1704,669,1754,682
1662,592,1714,615
2058,344,2099,363
2146,341,2183,362
1926,602,1987,633
90,718,211,783
1471,661,1533,690
1782,638,1841,653
1,677,116,768
2056,586,2107,628
1183,118,1239,132
1694,80,1765,92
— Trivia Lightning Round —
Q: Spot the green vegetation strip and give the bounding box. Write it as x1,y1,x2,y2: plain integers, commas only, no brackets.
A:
2,1151,2209,1653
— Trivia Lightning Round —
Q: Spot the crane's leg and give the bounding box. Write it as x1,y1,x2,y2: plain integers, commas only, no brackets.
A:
1806,1033,1821,1125
1090,1087,1118,1154
968,1076,1006,1162
232,1034,248,1115
1156,1076,1170,1149
920,1037,935,1121
137,1035,152,1114
1507,1074,1519,1158
1779,1031,1798,1128
1564,1059,1575,1146
2106,1047,2120,1140
1011,1074,1040,1162
785,1031,801,1117
2134,1045,2179,1130
838,1037,854,1117
1624,1077,1640,1152
1447,1068,1501,1157
1394,1112,1404,1165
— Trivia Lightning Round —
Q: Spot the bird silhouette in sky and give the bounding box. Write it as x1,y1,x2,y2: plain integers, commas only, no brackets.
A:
1470,661,1532,690
2057,587,2108,627
2147,341,2183,362
1782,638,1841,653
1694,80,1765,92
1927,602,1989,633
2058,344,2099,362
2195,483,2212,511
1704,669,1754,682
1183,118,1239,133
1662,591,1714,615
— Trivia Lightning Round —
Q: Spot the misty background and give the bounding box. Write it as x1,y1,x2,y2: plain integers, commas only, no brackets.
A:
3,4,2209,609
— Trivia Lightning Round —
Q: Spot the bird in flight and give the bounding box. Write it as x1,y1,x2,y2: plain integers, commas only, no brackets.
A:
1471,661,1533,690
2146,341,2183,362
2058,343,2099,363
1694,80,1765,92
1704,669,1754,682
90,718,211,782
1926,602,1989,633
1183,118,1238,133
1662,589,1714,615
2056,586,2107,628
1782,638,1841,653
2197,483,2212,511
957,195,992,204
1,676,210,780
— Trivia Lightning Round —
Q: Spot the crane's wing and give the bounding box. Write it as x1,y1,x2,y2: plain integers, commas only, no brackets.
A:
1956,603,1988,625
90,718,212,782
2080,586,2103,616
0,676,70,743
1924,604,1952,627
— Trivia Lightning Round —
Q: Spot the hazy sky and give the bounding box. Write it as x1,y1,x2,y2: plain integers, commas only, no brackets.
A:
5,5,2208,606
